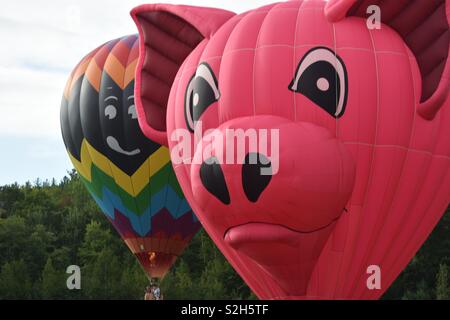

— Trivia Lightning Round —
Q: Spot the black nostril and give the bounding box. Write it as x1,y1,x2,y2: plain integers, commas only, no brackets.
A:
242,153,272,202
200,157,231,205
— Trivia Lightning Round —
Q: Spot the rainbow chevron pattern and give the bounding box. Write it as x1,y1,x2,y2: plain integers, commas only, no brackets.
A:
71,139,198,238
67,139,200,278
61,35,201,279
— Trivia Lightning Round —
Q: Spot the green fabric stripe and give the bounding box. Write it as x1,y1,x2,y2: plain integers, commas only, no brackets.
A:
79,161,186,215
168,169,184,197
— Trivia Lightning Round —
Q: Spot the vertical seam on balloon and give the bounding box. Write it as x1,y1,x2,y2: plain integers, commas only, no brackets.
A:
122,36,144,223
81,45,141,247
364,37,444,298
345,26,381,298
160,155,173,258
314,4,342,298
147,138,153,240
287,0,303,297
107,38,142,235
328,19,347,298
210,11,273,296
334,25,380,299
368,155,435,298
351,34,442,298
292,1,304,121
159,219,170,268
366,82,444,299
282,0,303,297
252,9,269,117
127,33,153,247
251,8,266,287
379,165,449,299
173,175,184,220
198,35,222,143
97,40,145,238
216,15,246,126
214,12,261,296
333,22,339,138
214,36,236,231
256,3,284,298
360,41,421,298
255,6,278,206
350,41,410,297
405,41,418,153
162,138,172,235
130,36,154,249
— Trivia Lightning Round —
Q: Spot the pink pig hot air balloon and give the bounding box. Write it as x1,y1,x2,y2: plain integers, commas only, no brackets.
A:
129,0,450,299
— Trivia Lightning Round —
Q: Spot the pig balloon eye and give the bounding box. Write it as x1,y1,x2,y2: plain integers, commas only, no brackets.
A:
289,47,348,118
185,63,220,132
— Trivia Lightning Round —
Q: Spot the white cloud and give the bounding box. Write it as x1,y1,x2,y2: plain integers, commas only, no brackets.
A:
0,0,277,139
0,0,295,185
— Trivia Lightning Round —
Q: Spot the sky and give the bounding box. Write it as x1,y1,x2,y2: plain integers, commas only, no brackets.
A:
0,0,279,185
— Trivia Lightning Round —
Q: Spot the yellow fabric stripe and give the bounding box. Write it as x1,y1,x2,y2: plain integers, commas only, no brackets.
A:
67,139,171,196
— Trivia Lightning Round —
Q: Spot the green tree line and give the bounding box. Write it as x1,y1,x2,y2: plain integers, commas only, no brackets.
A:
0,171,448,299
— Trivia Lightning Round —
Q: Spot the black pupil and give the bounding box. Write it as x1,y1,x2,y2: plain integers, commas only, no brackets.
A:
295,61,340,118
191,77,217,124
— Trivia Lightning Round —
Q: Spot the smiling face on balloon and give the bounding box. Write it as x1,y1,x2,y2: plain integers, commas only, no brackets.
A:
131,0,450,298
82,77,159,176
62,76,159,177
101,79,140,157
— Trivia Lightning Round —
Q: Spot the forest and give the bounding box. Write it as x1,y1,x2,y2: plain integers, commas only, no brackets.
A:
0,170,448,300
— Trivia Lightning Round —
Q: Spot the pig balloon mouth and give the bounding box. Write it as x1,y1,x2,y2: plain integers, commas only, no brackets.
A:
106,136,141,156
224,223,304,248
223,222,335,248
223,222,337,295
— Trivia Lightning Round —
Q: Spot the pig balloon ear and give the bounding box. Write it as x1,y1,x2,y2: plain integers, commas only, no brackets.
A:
325,0,449,120
130,4,235,145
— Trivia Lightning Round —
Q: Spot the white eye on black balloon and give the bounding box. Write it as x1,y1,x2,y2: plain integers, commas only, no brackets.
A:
128,96,137,120
104,96,118,120
289,47,348,118
105,105,117,120
128,104,137,119
185,63,220,132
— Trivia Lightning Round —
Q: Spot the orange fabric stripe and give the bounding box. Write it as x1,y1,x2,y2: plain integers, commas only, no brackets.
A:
84,60,102,92
124,59,138,88
66,58,91,97
104,54,125,89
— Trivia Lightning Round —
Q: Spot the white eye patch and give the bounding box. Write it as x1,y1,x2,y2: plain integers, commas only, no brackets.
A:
195,63,221,100
105,105,117,120
128,105,137,119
